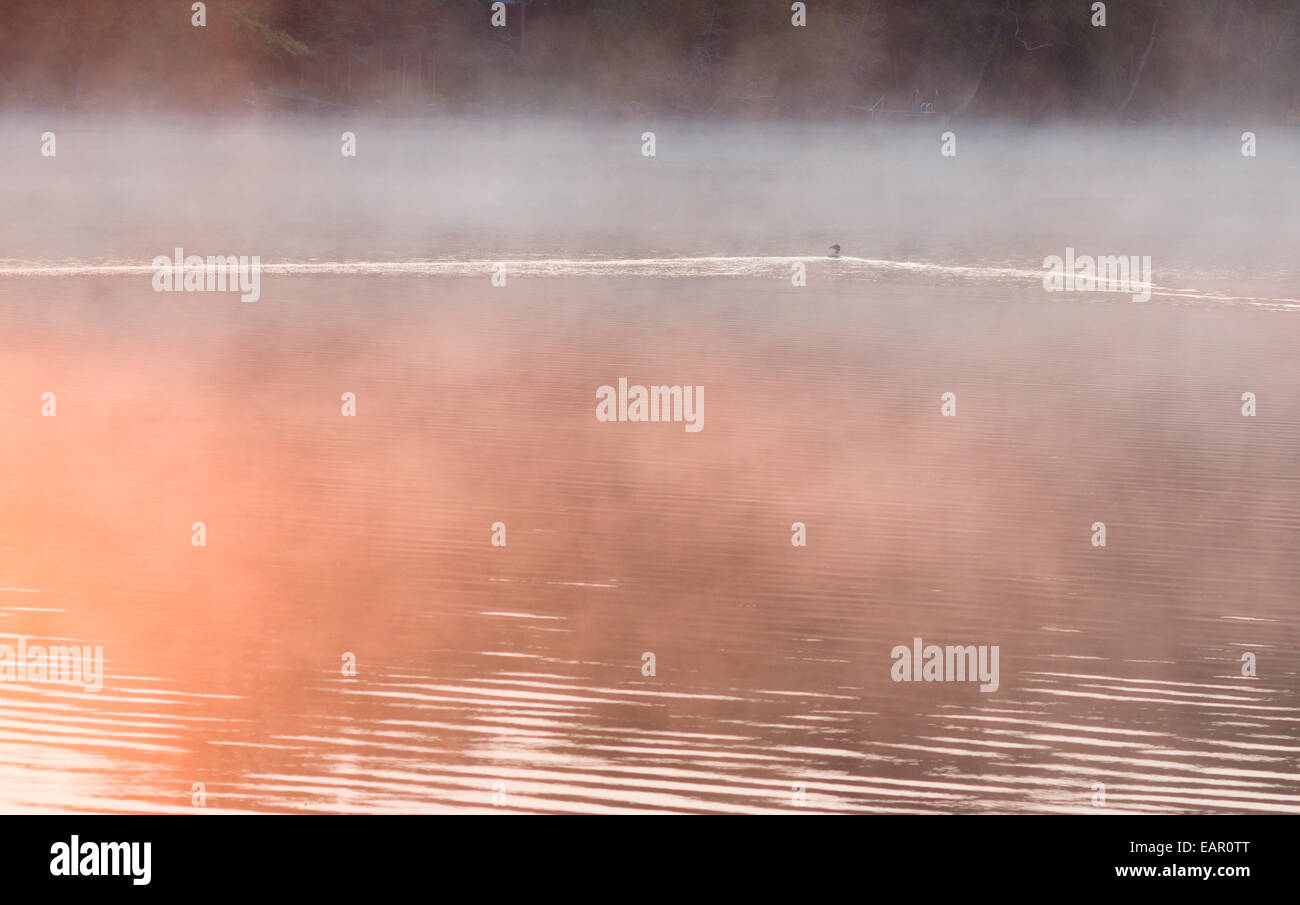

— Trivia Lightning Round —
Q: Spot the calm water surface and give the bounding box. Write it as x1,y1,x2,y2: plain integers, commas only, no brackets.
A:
0,120,1298,813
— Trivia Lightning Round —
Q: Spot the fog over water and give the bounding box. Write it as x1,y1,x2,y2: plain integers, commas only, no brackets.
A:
1,117,1298,813
2,118,1297,290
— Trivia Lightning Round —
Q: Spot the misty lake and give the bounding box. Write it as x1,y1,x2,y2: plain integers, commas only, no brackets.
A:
0,118,1297,813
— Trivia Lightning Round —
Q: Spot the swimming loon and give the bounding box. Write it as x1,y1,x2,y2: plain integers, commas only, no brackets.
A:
828,244,841,258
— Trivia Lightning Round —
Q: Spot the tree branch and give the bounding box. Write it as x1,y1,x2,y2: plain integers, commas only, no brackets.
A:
1119,12,1159,111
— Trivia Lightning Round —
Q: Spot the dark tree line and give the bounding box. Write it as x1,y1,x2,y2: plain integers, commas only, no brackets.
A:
1,1,1297,119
